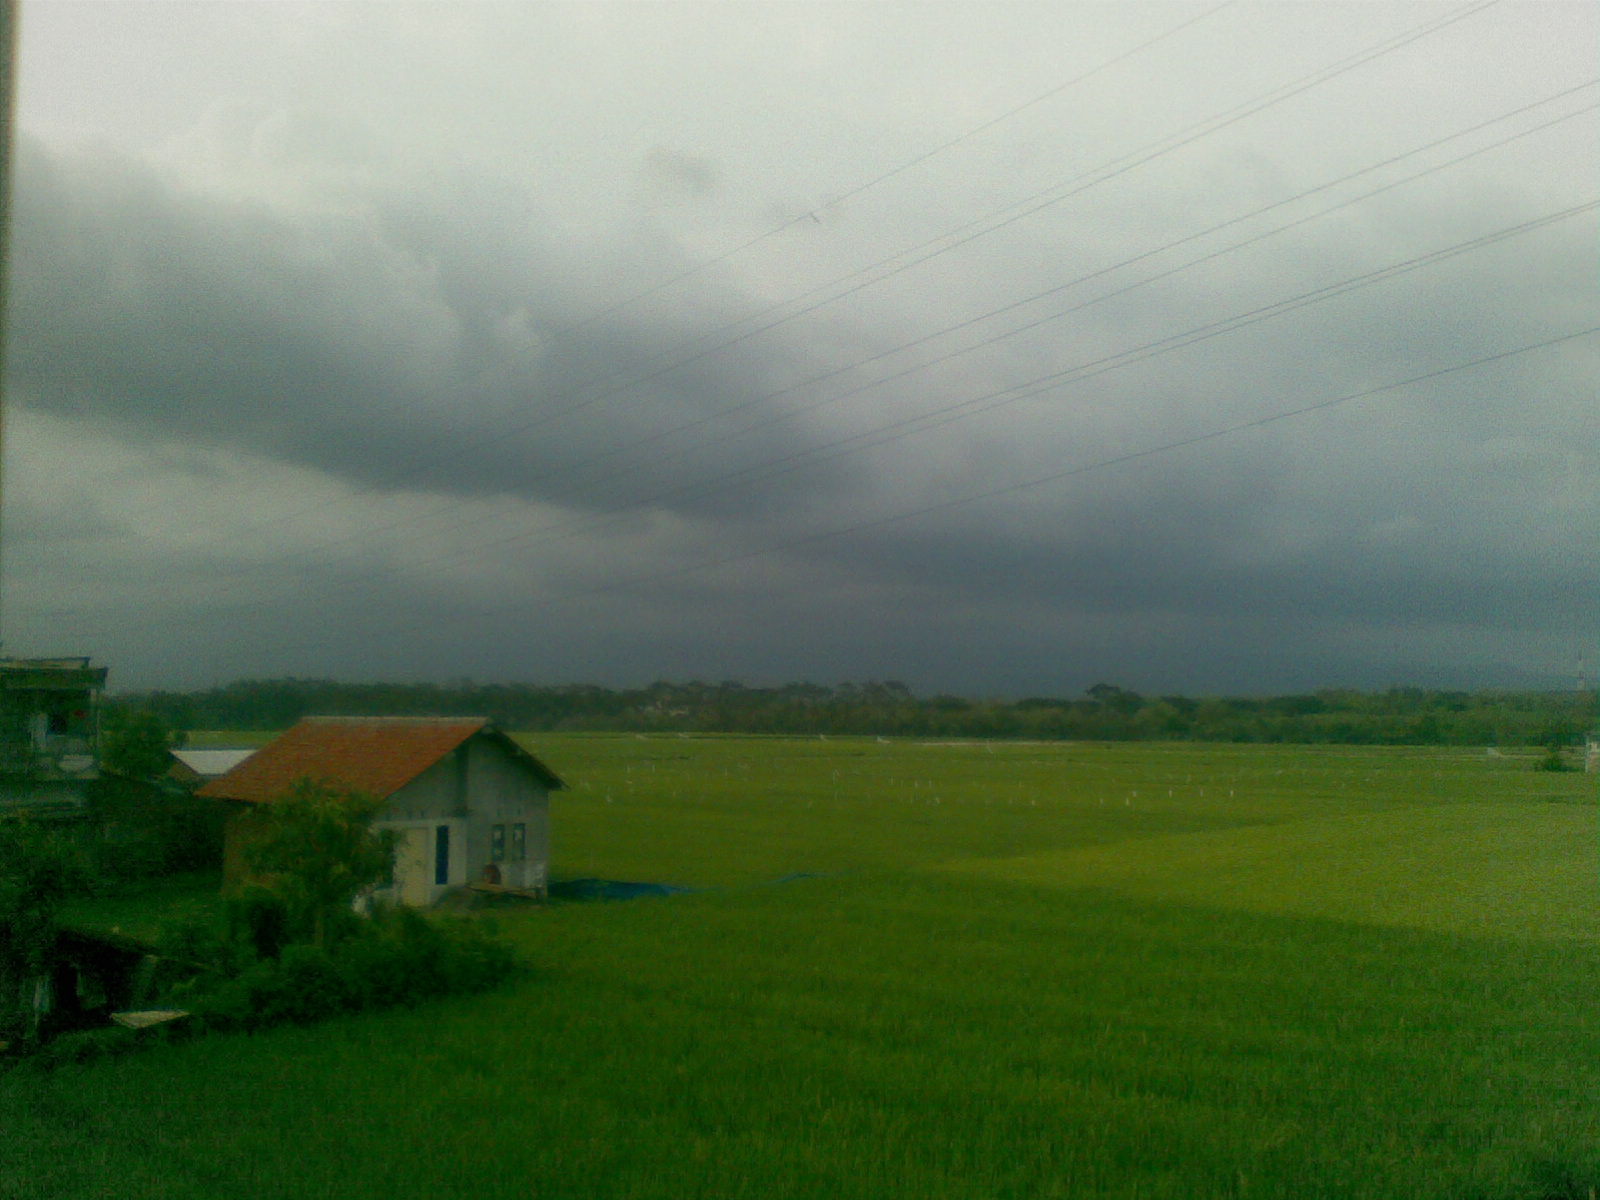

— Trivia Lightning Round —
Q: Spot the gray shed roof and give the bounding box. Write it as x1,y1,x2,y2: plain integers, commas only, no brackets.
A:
170,748,257,780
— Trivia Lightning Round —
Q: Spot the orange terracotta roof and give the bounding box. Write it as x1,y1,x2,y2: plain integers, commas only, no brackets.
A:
198,716,500,804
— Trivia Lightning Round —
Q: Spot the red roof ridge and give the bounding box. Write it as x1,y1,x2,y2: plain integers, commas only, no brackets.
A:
198,715,561,805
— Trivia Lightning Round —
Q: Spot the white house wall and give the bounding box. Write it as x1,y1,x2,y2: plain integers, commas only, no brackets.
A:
461,737,550,892
373,737,551,904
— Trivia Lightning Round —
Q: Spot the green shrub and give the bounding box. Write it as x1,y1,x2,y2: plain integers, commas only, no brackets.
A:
0,821,92,1045
159,913,252,977
1536,744,1575,772
243,780,397,948
224,887,292,960
85,780,227,882
186,908,523,1034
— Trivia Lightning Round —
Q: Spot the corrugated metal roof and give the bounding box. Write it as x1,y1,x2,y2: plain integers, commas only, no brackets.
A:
197,716,562,804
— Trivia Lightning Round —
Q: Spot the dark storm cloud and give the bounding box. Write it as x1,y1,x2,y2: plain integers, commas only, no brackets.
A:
6,3,1596,693
7,140,863,518
12,129,1594,696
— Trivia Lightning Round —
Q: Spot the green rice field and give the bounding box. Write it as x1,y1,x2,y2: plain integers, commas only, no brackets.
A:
6,737,1598,1199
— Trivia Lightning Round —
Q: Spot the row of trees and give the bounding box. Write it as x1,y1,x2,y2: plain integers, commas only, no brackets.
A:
110,677,1595,747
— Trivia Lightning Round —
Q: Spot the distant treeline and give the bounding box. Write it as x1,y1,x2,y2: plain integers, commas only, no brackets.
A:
108,679,1594,747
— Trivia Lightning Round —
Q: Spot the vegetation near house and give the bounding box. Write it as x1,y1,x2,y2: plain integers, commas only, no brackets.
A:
0,821,89,1046
240,779,397,949
150,777,521,1038
2,768,523,1063
100,708,184,781
83,777,229,883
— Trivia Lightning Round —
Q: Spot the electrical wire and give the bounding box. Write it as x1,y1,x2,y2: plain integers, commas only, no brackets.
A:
75,194,1595,643
570,2,1240,328
212,323,1600,667
67,0,1534,619
87,0,1500,551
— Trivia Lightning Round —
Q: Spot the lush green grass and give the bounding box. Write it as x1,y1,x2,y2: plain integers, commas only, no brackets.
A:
5,738,1597,1199
535,736,1582,885
946,802,1599,941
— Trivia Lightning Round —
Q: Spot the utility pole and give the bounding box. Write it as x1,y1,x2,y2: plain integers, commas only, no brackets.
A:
0,0,17,650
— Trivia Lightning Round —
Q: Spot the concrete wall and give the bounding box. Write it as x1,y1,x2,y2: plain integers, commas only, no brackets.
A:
374,735,550,903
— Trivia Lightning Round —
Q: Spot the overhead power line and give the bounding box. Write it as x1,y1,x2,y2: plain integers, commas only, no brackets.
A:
572,2,1239,328
259,196,1600,586
291,86,1600,567
434,199,1600,559
449,0,1500,461
90,0,1512,570
548,91,1598,489
227,324,1600,667
578,327,1600,594
81,194,1595,643
94,0,1498,556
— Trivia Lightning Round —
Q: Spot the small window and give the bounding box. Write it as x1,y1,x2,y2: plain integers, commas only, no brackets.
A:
490,824,506,863
511,823,526,862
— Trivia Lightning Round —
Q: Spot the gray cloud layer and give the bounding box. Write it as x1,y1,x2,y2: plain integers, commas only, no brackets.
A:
4,3,1596,694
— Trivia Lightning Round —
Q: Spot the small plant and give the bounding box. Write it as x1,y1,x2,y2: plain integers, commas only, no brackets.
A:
1535,743,1574,772
223,886,292,960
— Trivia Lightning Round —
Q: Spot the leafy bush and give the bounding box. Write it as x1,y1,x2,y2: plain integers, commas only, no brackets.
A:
85,779,228,881
0,821,91,1045
184,906,523,1034
224,887,293,960
243,780,397,947
100,708,184,780
1536,743,1575,772
139,777,524,1042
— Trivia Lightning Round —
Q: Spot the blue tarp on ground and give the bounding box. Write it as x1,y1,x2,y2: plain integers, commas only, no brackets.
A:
548,872,839,902
548,878,697,901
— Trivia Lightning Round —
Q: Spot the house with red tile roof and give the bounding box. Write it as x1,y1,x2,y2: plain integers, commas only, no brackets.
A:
200,716,564,904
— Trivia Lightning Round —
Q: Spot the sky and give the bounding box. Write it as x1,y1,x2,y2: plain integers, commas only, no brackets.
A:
3,0,1596,697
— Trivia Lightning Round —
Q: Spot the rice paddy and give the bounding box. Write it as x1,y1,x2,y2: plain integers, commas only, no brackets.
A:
6,737,1597,1199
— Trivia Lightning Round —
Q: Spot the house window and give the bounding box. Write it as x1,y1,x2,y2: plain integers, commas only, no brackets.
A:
490,824,506,863
511,823,526,862
434,825,451,886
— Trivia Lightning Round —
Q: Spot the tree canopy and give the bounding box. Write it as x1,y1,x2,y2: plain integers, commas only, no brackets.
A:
109,677,1595,747
242,779,398,949
101,708,184,780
